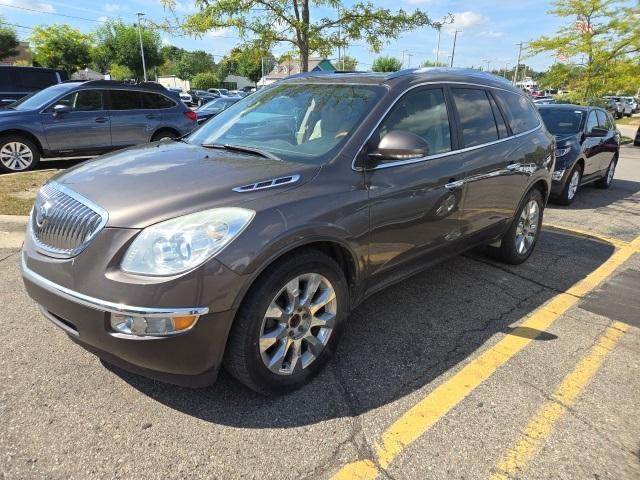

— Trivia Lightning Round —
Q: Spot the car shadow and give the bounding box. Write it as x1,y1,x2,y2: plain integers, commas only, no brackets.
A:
106,231,614,428
549,179,640,211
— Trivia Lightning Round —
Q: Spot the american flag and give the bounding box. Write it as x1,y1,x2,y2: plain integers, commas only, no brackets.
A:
575,17,594,33
556,52,569,62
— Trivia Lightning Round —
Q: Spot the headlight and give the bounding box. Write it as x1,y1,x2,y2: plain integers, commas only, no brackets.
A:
555,147,571,157
552,169,565,181
121,207,254,276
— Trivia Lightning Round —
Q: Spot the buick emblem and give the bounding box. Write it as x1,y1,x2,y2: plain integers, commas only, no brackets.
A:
35,201,51,228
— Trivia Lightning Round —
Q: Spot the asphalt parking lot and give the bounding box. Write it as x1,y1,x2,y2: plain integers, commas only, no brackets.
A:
1,146,639,480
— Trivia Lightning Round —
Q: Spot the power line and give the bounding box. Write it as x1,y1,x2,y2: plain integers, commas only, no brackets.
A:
0,2,103,22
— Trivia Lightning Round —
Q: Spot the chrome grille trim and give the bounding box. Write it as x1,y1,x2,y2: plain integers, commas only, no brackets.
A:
30,182,108,259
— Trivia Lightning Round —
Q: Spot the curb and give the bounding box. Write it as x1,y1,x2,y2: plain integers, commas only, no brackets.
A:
0,215,28,249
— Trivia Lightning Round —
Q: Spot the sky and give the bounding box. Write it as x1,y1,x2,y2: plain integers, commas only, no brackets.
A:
0,0,602,73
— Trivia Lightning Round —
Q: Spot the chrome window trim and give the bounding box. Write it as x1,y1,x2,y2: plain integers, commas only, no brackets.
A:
21,254,209,318
351,80,542,172
30,181,109,259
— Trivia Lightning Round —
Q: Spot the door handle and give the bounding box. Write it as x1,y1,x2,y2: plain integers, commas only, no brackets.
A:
445,179,464,190
95,117,108,123
506,163,521,171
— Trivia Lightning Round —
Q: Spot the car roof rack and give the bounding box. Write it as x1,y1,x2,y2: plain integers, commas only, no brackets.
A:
63,79,168,91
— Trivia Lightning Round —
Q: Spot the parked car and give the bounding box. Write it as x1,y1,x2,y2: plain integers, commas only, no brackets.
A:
229,90,249,98
533,96,555,105
207,88,230,97
0,66,68,107
0,80,197,172
623,96,638,113
634,125,640,147
190,90,219,106
21,69,553,394
195,96,241,123
538,104,620,205
168,88,193,106
602,98,618,117
604,96,633,118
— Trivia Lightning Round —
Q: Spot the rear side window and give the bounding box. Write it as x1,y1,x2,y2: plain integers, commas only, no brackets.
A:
377,87,452,158
493,90,540,134
13,68,58,91
142,92,175,109
451,88,499,147
110,90,142,110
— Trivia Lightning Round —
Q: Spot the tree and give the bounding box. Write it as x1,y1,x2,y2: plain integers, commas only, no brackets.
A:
164,0,436,72
226,44,276,84
338,55,358,70
528,0,640,101
94,20,163,80
191,72,220,90
175,50,215,80
0,17,19,61
108,63,134,81
422,60,447,68
31,24,92,74
372,56,402,72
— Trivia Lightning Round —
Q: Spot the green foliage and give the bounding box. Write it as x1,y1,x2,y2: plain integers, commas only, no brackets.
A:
528,0,640,101
225,44,276,83
337,55,358,70
175,50,215,80
163,0,436,72
160,45,187,62
372,56,402,72
108,63,134,81
191,72,220,89
421,60,447,67
31,24,91,74
94,19,163,80
0,17,19,61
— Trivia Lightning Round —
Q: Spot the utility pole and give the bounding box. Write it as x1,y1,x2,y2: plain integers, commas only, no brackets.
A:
260,56,264,88
435,23,442,65
513,41,523,86
450,30,461,67
337,5,341,70
136,12,147,82
406,52,413,68
485,59,491,72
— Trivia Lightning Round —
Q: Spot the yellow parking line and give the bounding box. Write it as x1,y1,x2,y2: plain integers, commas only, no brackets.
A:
489,321,629,480
331,231,640,480
543,223,631,250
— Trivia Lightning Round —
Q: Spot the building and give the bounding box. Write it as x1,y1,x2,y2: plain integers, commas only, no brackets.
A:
258,57,336,86
0,42,32,66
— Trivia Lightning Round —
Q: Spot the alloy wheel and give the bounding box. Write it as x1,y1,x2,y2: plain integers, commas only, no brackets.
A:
0,141,34,171
606,161,615,185
515,199,540,255
567,170,580,200
259,273,337,376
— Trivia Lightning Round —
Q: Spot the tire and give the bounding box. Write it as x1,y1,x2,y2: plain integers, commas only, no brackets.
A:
0,135,40,173
224,249,349,395
489,188,544,265
554,164,582,206
595,157,616,189
151,129,179,142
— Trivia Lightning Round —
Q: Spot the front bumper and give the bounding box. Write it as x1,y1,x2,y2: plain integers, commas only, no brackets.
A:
21,254,235,387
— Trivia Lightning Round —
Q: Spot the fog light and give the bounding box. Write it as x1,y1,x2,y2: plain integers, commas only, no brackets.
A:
110,313,199,336
552,169,565,181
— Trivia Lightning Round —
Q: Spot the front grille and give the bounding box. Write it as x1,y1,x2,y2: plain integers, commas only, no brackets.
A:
30,182,108,258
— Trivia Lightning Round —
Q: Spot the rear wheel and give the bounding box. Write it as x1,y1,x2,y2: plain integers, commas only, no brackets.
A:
555,164,582,205
151,129,179,142
595,157,616,189
489,188,544,265
224,250,348,395
0,136,40,173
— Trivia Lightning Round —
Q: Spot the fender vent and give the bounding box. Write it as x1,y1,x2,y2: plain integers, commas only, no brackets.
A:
233,174,300,192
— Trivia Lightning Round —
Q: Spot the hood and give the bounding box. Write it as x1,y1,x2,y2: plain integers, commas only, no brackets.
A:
51,141,320,228
553,132,580,146
0,108,33,118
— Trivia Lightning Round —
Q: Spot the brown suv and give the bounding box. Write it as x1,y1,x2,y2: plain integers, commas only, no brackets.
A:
21,69,554,394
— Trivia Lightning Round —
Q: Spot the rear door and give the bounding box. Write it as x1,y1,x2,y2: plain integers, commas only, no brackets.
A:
582,110,602,176
363,85,468,287
596,109,617,171
41,89,111,155
107,89,161,147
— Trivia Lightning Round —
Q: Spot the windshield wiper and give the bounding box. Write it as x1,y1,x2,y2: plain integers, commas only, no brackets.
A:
201,143,280,161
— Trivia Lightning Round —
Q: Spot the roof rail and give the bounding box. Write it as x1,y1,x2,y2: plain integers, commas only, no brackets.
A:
285,70,367,80
66,79,168,91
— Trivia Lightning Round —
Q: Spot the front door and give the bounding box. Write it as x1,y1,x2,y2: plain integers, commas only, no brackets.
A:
361,86,467,290
41,89,111,155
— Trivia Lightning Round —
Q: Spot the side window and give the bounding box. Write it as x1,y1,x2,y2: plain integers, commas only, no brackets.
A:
487,92,509,138
493,90,540,134
596,110,609,130
142,92,175,109
110,90,142,110
376,88,451,159
451,88,499,147
50,90,102,112
586,111,598,133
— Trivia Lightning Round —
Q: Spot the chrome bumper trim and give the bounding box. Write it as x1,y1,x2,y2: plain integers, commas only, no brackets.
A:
21,254,209,318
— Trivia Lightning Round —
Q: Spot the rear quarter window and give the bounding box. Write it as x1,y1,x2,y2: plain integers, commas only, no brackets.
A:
142,92,176,109
494,90,540,134
451,88,500,147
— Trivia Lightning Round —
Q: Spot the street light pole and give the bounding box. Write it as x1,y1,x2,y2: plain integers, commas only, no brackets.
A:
435,23,442,65
136,12,147,82
450,30,461,68
513,41,523,86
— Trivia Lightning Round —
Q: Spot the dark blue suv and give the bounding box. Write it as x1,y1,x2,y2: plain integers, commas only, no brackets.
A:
0,80,198,172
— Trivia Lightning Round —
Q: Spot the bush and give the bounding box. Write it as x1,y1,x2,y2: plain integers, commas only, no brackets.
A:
372,56,402,72
191,72,220,90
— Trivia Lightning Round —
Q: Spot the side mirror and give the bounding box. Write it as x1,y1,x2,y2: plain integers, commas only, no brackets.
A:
52,104,71,117
587,126,608,137
369,130,429,163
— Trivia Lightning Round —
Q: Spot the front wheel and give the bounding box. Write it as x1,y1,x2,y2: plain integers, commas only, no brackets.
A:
224,250,348,395
554,164,582,205
595,158,616,189
489,188,544,265
0,136,40,173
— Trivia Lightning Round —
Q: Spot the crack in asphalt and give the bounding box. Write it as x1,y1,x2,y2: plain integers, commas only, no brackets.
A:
0,252,17,263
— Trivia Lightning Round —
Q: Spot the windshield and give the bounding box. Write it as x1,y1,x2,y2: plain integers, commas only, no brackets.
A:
539,108,585,135
188,83,384,164
10,84,73,111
